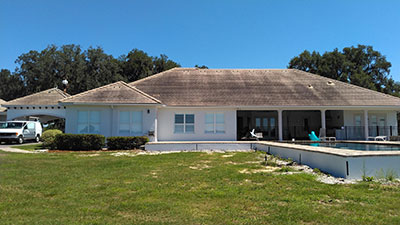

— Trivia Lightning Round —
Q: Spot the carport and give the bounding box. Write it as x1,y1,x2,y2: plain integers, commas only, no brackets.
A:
2,88,70,124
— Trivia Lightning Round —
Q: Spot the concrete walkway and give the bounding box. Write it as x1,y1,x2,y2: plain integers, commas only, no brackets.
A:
0,142,42,154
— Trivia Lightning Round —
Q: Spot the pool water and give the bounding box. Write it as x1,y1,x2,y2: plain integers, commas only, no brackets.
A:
301,142,400,151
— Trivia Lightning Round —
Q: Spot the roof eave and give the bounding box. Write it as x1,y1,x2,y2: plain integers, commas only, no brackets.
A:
160,105,400,110
60,102,163,106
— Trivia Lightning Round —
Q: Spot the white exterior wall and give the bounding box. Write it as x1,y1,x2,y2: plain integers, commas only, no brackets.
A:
6,106,66,121
157,108,237,141
65,105,157,139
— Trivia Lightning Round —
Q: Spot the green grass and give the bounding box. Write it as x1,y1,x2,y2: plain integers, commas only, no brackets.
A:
0,151,400,224
11,143,43,151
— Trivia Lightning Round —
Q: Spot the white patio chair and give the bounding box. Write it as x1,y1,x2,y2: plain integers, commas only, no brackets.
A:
368,136,387,141
250,129,263,141
319,128,336,142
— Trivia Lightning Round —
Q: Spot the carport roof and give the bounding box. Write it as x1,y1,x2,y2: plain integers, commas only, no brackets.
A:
3,88,70,106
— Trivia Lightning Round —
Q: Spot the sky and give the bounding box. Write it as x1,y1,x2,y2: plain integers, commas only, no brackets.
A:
1,0,400,80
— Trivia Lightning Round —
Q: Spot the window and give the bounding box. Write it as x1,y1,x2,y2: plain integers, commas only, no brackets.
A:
354,115,361,126
77,111,100,134
27,122,35,131
175,114,195,133
119,111,143,135
205,113,225,134
262,118,268,130
255,118,261,129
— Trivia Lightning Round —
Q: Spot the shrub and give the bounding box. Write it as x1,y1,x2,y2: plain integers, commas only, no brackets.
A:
41,129,63,149
54,134,105,151
134,136,149,147
313,168,322,174
107,136,149,150
362,176,374,182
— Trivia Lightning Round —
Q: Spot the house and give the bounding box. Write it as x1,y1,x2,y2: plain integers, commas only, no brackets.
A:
0,99,7,121
2,88,70,123
60,68,400,141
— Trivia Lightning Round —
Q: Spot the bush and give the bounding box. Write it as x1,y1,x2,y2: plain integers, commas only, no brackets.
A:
54,134,105,151
107,136,149,150
41,129,63,149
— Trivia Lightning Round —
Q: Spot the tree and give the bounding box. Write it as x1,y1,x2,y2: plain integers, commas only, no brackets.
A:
288,45,397,95
195,64,208,69
153,54,180,74
0,45,180,100
15,45,87,94
0,69,24,101
121,49,154,82
83,47,125,92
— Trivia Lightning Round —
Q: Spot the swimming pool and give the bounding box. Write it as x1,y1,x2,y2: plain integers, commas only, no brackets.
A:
301,142,400,151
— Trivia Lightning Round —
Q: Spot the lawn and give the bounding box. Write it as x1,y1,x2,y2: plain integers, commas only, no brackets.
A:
0,150,399,224
11,143,43,151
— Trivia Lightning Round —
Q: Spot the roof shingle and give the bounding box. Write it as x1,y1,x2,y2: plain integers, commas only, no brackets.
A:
130,68,400,107
61,81,161,104
4,88,70,106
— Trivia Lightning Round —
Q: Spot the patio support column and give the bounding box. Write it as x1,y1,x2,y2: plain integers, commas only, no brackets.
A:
364,109,369,140
321,109,326,129
278,109,283,141
154,107,158,142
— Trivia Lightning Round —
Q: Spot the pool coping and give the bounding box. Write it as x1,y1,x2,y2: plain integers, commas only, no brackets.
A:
147,141,400,157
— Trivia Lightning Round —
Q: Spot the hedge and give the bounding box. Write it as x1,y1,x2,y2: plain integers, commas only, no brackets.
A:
54,134,105,151
41,129,63,149
107,136,149,150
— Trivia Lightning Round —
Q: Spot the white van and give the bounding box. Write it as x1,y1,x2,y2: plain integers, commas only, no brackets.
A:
0,121,42,144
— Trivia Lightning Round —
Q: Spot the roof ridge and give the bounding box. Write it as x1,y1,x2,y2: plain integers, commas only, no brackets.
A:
118,81,162,104
61,81,126,102
292,69,400,101
129,67,181,86
54,88,71,98
5,88,68,105
130,67,294,86
177,67,289,71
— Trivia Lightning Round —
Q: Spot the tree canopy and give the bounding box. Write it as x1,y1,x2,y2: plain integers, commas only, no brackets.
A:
288,45,400,96
0,45,180,101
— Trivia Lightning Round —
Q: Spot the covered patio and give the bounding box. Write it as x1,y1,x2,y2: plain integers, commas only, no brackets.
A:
237,108,398,141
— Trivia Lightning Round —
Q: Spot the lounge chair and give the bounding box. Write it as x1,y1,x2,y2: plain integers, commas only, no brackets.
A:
250,129,263,141
319,128,336,142
367,136,387,141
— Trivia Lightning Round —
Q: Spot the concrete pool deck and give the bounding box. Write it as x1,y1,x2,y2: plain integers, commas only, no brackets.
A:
145,141,400,179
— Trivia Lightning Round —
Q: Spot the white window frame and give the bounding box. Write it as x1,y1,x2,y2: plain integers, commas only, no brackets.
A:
118,110,143,136
368,113,386,127
354,114,362,126
174,113,195,134
77,110,100,134
205,113,225,134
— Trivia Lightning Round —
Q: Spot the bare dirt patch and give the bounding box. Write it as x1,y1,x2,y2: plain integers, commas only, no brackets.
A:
239,167,277,174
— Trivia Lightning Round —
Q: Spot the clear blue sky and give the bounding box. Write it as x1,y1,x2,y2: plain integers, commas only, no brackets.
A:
1,0,400,80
